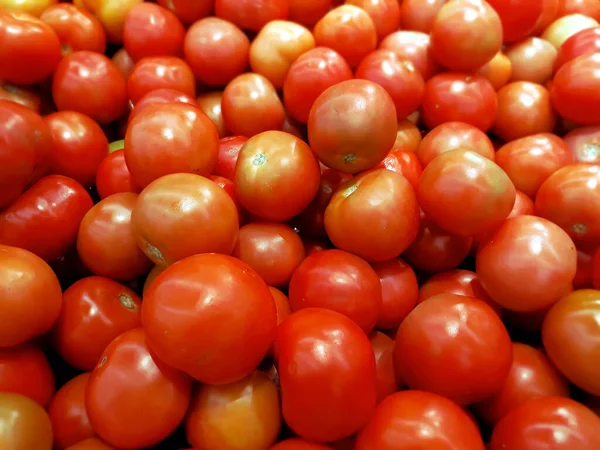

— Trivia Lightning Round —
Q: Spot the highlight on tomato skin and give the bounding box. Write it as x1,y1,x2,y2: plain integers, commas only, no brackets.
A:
2,1,600,448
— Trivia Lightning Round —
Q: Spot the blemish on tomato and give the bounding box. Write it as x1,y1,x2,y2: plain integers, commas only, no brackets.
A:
572,223,588,234
342,153,357,164
118,293,136,310
253,153,267,166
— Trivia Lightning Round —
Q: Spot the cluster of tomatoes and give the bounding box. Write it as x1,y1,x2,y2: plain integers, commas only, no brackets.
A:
2,0,600,449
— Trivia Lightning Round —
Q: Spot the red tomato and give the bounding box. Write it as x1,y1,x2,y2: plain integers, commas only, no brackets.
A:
213,136,248,181
197,91,228,138
288,249,382,332
486,0,545,43
369,331,399,403
184,17,250,87
0,245,62,347
128,88,200,124
346,0,400,41
81,0,144,45
234,131,321,221
208,175,245,225
535,164,600,244
563,125,600,163
394,293,512,405
489,396,600,450
421,73,498,132
506,37,557,85
557,0,600,22
476,215,577,312
48,373,95,450
86,328,192,449
64,437,114,450
370,149,422,190
308,79,397,173
355,390,486,450
417,149,516,237
270,286,291,325
0,175,93,262
0,82,42,113
574,245,595,289
554,27,600,73
156,0,212,24
0,392,53,450
551,53,600,125
214,0,288,31
399,0,445,33
95,150,140,199
184,371,281,449
53,276,142,371
495,133,573,198
393,120,423,153
0,11,61,85
221,73,286,137
124,102,219,187
379,31,439,80
52,51,128,124
123,3,185,62
355,50,424,121
127,56,195,104
142,254,277,384
271,439,333,450
0,344,54,408
324,169,420,262
313,5,377,68
275,308,377,442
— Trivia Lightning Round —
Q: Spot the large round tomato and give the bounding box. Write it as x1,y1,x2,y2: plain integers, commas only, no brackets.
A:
0,392,53,450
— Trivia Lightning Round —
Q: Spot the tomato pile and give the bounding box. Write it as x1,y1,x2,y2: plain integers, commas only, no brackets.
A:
2,0,600,449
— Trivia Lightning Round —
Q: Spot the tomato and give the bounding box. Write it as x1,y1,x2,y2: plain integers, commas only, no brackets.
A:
250,20,315,90
477,51,513,90
45,111,109,188
222,73,286,137
399,0,446,33
111,47,135,79
417,121,495,168
86,328,192,449
156,0,212,24
505,37,557,85
430,0,502,72
208,175,246,226
395,293,512,405
127,56,195,104
65,438,114,450
270,286,291,324
234,131,321,221
355,390,486,450
0,393,53,450
214,0,288,32
554,27,600,74
313,5,376,68
272,440,333,450
369,331,398,403
347,0,400,41
476,215,577,312
535,164,600,244
95,150,140,199
48,373,95,450
288,249,382,332
81,0,144,44
0,11,61,85
213,136,248,181
370,149,422,190
574,245,595,289
124,103,219,187
379,31,439,80
355,50,424,121
142,254,277,384
324,169,420,262
275,308,377,442
184,17,250,87
52,51,128,125
131,174,239,266
417,149,516,237
542,13,599,49
392,119,422,152
563,125,600,163
489,396,600,450
421,73,498,132
474,343,570,426
486,0,545,43
123,3,184,62
0,344,54,407
185,371,281,449
197,91,227,138
308,79,397,173
0,81,41,113
558,0,600,21
128,88,200,124
0,175,93,263
233,222,305,287
403,211,473,273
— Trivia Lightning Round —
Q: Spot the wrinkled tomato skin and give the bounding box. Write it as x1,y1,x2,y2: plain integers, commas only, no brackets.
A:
275,308,378,443
0,175,93,262
0,392,53,450
355,390,486,450
48,373,95,450
0,344,54,408
0,11,62,85
86,328,192,449
213,136,249,181
489,396,600,450
95,150,141,199
53,276,142,371
127,56,196,104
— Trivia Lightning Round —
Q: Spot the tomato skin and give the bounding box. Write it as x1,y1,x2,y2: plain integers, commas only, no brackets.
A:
369,331,398,403
52,51,128,125
112,47,135,79
0,82,42,113
86,328,192,449
142,254,277,384
535,164,600,244
275,308,377,443
379,31,439,80
554,27,600,73
128,88,200,124
486,0,544,43
0,344,54,408
0,175,93,262
421,73,498,132
213,136,248,181
53,276,142,371
271,439,333,450
399,0,445,33
81,0,144,44
124,102,219,188
355,390,486,450
95,150,141,199
0,392,53,450
288,249,382,333
563,125,600,163
551,53,600,125
127,56,195,104
0,11,61,85
368,149,422,191
48,373,95,450
476,215,577,312
489,396,600,450
64,437,114,450
394,293,512,405
197,91,227,138
214,0,289,32
477,50,513,90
